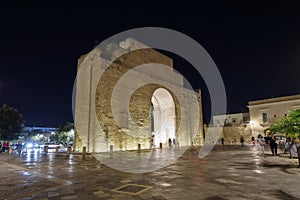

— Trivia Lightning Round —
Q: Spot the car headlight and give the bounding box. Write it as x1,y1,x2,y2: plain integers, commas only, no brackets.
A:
26,143,33,148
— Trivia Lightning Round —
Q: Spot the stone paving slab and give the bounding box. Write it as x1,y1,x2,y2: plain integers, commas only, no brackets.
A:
0,145,299,200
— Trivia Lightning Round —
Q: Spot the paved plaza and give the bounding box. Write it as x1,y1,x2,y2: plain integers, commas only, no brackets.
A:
0,145,299,200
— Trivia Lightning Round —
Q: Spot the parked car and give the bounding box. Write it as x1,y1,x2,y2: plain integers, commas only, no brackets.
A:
24,141,39,149
39,142,61,149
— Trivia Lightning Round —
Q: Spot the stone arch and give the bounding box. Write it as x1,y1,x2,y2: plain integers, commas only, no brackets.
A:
94,49,177,151
151,88,176,147
128,84,181,149
75,43,202,153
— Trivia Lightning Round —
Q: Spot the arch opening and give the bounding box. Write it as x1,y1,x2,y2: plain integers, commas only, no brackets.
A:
151,88,176,147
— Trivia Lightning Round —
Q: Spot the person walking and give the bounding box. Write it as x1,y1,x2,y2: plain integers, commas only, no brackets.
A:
172,138,176,148
240,136,245,147
17,142,22,156
221,137,225,145
269,135,278,156
251,136,255,146
168,138,172,148
2,141,7,153
6,141,9,152
258,135,265,156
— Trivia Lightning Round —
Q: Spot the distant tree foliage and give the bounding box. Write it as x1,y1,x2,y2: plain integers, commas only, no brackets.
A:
0,104,25,140
270,109,300,138
50,122,74,145
57,122,74,133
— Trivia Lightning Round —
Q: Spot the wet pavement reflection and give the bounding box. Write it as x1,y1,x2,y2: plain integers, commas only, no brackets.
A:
0,145,299,199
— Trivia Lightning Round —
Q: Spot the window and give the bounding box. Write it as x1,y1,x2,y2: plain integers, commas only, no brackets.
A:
262,113,268,123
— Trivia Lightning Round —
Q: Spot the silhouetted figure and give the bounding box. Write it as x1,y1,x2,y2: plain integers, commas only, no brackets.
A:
173,138,176,148
270,135,278,156
17,143,22,156
2,141,8,153
258,134,265,156
240,137,245,147
168,138,172,147
221,137,225,145
251,136,255,146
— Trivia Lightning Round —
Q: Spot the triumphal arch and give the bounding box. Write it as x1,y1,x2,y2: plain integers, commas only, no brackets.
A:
74,38,204,152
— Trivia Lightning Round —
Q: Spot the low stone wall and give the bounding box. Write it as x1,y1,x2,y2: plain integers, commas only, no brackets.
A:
204,126,252,145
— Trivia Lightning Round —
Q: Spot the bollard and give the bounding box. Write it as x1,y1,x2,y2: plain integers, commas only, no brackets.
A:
8,147,12,155
44,146,48,153
55,146,59,154
160,143,162,149
138,144,141,153
67,146,71,155
82,146,86,156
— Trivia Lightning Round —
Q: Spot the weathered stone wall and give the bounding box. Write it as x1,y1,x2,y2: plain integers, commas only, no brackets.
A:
74,38,204,152
204,126,252,144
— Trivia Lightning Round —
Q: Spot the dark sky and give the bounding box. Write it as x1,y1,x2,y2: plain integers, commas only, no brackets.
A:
0,2,300,126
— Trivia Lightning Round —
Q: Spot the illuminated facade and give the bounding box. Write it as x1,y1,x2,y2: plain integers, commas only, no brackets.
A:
213,113,249,126
248,94,300,137
74,38,204,152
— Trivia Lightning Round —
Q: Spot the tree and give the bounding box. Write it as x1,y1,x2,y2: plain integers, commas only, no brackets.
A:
57,122,74,133
270,109,300,138
270,109,300,162
50,122,74,145
0,104,25,140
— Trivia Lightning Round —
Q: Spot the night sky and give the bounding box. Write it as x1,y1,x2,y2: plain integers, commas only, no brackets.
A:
1,2,300,127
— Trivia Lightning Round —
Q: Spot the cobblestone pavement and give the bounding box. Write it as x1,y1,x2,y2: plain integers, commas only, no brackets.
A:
0,145,299,200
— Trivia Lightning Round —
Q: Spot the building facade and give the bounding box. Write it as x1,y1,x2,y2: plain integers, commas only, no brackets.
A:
213,113,249,127
248,94,300,138
74,38,204,152
24,126,56,133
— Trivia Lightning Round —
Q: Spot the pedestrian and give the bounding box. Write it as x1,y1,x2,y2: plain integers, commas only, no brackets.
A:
251,136,255,146
172,138,176,148
284,138,290,154
258,134,265,156
6,141,9,152
264,136,270,149
17,142,22,156
221,137,225,145
168,138,172,147
240,136,245,147
2,141,7,153
269,135,278,156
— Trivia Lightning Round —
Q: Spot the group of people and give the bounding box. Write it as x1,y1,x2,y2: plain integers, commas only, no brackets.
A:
220,135,279,156
257,134,278,156
220,136,245,146
168,138,176,148
0,141,9,153
0,141,23,156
